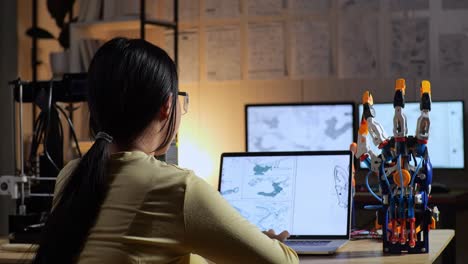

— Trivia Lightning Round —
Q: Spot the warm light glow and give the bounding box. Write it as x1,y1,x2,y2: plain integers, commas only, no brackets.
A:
178,137,216,185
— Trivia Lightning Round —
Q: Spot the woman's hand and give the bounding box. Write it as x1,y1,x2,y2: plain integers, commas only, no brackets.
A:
262,229,290,242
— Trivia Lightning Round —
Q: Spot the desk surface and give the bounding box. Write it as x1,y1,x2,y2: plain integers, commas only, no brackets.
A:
0,230,454,264
300,229,454,264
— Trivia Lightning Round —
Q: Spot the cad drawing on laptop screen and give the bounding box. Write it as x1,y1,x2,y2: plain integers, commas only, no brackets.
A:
219,152,351,237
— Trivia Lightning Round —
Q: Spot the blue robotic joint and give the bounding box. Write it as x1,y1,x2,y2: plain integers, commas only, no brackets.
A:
355,79,439,254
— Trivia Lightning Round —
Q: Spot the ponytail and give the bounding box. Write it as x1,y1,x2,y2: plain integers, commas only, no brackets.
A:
33,132,113,263
32,37,179,263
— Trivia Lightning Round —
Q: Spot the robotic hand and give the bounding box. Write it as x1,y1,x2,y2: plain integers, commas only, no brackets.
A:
353,79,438,254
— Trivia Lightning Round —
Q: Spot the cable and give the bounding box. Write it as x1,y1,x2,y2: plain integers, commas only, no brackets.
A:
397,155,404,200
58,109,64,150
366,170,382,202
42,79,60,172
410,156,423,187
29,112,45,175
56,104,82,157
381,162,393,199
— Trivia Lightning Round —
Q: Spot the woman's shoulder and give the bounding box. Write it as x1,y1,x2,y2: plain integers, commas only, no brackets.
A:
111,151,197,185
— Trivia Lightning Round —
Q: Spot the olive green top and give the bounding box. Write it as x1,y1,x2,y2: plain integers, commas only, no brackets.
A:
53,151,299,264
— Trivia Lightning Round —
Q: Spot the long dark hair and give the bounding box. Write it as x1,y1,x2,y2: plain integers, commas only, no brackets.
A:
32,37,178,263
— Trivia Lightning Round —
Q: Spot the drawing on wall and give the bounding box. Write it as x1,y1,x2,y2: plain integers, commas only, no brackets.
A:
165,29,200,83
248,0,284,16
205,26,241,81
334,166,349,208
389,18,429,78
439,34,468,78
204,0,241,19
390,0,429,11
248,22,286,79
443,0,468,10
290,0,329,14
291,20,330,79
164,0,199,21
338,14,378,78
338,0,379,13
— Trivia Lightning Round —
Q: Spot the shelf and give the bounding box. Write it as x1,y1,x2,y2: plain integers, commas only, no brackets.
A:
71,17,140,30
71,16,176,31
69,0,178,73
144,18,177,29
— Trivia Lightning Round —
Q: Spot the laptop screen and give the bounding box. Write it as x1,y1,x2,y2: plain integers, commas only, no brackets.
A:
219,151,352,238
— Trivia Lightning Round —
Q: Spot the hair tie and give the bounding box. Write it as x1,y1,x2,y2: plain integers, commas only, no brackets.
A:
95,132,113,143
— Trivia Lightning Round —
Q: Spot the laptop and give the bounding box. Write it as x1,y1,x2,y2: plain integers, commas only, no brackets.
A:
218,151,352,255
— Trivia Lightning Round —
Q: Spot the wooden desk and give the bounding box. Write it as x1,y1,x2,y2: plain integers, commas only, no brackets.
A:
354,190,467,263
300,229,454,264
0,238,35,264
0,230,454,264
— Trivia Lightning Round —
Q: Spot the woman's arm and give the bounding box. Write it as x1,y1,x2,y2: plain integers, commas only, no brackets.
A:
183,174,299,264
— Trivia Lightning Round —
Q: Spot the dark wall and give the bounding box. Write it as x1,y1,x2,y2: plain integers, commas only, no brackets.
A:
0,0,17,235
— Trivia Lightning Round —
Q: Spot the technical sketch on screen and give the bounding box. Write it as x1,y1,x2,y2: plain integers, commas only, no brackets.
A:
389,18,429,78
205,26,241,81
220,179,239,195
244,157,294,199
291,20,330,79
338,14,378,78
439,34,468,78
220,157,295,231
220,155,351,235
247,105,354,152
232,201,291,232
334,166,348,208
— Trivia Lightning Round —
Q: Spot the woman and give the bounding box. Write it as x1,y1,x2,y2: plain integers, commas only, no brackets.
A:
33,37,299,264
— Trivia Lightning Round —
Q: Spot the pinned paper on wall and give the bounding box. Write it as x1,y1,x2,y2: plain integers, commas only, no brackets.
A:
389,18,430,78
205,26,241,81
443,0,468,10
439,34,468,78
165,29,200,83
204,0,241,19
337,14,378,78
247,0,284,16
248,22,287,79
290,0,329,13
164,0,199,22
291,20,330,79
338,0,379,13
390,0,429,11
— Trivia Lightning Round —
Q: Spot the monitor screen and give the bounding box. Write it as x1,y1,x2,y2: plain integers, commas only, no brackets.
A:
358,101,464,169
219,151,352,236
246,103,355,152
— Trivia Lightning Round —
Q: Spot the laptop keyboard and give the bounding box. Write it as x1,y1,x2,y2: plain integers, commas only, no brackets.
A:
286,240,331,246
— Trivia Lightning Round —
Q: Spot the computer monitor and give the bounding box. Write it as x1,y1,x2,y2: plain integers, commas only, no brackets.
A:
246,103,355,152
358,101,464,169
